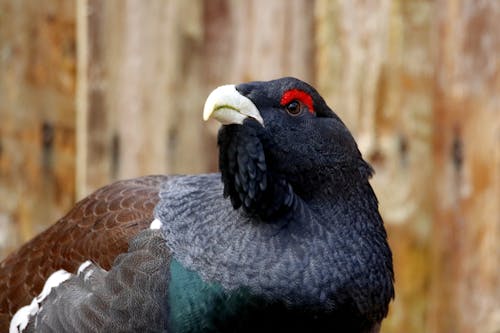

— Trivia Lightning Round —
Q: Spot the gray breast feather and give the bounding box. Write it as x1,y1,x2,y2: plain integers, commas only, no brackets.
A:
155,174,348,308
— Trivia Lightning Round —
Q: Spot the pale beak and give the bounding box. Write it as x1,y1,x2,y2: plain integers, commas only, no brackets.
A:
203,84,264,126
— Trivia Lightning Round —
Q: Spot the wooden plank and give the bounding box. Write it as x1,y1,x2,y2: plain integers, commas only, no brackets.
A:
429,1,500,332
76,0,89,198
80,0,213,195
0,0,77,257
203,0,314,85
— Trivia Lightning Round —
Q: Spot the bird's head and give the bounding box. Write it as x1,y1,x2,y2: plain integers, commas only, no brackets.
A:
204,77,373,218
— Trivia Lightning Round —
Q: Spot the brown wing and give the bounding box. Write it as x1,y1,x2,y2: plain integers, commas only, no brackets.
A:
0,175,168,330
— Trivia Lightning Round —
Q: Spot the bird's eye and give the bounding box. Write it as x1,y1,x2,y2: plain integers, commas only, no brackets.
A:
285,101,303,116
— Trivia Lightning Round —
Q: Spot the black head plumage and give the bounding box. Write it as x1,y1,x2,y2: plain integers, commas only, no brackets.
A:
217,77,374,220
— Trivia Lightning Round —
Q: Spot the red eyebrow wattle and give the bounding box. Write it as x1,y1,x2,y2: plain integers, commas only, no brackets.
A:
280,89,314,113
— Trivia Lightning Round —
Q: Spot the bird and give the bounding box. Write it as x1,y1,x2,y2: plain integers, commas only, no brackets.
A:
1,77,394,333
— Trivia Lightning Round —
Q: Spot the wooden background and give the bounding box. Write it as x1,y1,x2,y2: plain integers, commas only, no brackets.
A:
0,1,498,332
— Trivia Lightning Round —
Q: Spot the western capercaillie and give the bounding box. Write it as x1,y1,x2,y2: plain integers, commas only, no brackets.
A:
4,77,394,333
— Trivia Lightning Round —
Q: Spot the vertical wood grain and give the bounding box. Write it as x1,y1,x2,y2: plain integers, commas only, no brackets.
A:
203,0,314,85
76,0,88,198
0,0,77,254
429,1,500,332
81,0,211,193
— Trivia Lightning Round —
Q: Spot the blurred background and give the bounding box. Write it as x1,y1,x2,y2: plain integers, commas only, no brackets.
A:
0,0,498,332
